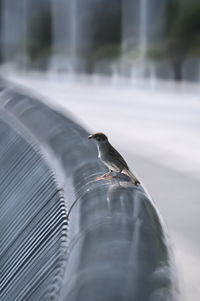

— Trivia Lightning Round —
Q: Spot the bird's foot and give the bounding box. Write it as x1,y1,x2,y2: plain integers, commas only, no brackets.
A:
102,171,112,178
95,171,113,181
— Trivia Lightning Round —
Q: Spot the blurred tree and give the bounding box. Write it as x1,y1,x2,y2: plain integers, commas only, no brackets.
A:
149,0,200,81
27,1,52,69
83,0,122,73
92,0,121,55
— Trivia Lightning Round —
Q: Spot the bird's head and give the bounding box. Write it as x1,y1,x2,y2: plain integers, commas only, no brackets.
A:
88,132,108,143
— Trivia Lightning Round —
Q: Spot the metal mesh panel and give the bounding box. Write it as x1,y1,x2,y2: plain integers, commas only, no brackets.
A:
0,116,67,301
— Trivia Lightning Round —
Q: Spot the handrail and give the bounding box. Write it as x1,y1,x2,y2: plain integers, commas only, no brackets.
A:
0,84,179,301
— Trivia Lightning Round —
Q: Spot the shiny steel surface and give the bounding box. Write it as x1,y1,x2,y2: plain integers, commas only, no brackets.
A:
0,103,67,300
0,84,178,301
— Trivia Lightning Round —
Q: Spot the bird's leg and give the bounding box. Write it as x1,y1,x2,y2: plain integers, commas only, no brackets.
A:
95,170,113,181
102,170,112,178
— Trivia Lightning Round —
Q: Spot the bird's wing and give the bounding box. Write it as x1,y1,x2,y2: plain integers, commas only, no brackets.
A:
108,143,129,170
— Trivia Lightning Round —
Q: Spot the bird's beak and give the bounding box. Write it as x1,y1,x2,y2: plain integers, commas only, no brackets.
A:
88,134,93,139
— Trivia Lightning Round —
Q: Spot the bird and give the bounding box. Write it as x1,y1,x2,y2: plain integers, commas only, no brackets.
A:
88,132,140,185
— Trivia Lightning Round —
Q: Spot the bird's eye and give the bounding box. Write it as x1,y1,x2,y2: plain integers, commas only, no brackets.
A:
97,137,101,141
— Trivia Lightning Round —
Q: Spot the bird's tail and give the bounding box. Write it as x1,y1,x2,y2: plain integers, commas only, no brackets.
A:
122,169,140,185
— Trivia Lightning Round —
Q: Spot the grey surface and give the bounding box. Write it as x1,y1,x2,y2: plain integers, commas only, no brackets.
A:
0,107,67,300
0,85,178,300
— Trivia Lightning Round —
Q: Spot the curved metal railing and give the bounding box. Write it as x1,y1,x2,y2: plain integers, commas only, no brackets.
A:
0,83,178,301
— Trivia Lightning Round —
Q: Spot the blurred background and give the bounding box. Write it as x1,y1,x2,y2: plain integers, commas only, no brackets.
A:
0,0,199,80
0,0,200,300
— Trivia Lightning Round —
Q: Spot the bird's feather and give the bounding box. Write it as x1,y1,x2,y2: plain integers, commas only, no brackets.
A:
122,168,140,185
107,143,129,170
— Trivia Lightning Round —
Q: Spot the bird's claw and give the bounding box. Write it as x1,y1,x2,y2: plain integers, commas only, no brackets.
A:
95,172,113,181
102,172,112,178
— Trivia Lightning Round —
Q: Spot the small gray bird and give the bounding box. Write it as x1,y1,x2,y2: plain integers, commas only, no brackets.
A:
88,132,140,185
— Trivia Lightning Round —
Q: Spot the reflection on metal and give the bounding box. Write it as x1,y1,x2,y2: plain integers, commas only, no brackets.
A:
0,83,178,300
0,94,67,300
